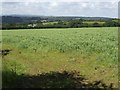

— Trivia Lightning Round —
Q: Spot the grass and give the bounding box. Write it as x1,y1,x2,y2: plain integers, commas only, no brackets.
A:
2,27,118,88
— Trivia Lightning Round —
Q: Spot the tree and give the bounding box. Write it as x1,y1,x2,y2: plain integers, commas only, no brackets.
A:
92,22,101,27
103,20,119,27
68,19,84,28
36,23,43,28
58,21,64,25
2,23,15,29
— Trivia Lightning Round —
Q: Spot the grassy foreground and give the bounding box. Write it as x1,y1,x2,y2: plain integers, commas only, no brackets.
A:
2,27,118,88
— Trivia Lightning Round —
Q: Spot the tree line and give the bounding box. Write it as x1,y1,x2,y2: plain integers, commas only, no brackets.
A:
2,19,120,30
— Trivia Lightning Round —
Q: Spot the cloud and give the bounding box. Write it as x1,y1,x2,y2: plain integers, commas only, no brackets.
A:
50,2,59,7
1,0,120,2
2,2,118,18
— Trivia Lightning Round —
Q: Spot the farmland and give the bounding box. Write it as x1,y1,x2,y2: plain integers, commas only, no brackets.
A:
83,21,105,25
2,27,118,88
43,21,58,25
43,21,105,25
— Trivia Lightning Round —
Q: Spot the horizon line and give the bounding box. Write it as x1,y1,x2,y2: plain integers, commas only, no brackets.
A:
1,14,118,18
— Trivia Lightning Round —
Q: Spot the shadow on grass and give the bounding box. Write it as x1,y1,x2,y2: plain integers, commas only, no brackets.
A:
2,70,113,89
0,49,12,57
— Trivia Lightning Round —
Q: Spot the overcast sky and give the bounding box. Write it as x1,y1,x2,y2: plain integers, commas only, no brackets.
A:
1,1,119,18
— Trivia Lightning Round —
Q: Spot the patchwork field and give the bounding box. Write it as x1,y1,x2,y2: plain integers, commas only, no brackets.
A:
2,27,118,88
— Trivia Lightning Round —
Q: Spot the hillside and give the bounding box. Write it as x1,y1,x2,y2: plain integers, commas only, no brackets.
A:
2,15,112,24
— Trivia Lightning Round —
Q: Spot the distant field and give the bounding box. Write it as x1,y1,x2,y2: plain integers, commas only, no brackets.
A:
43,21,105,25
2,27,118,88
43,22,58,25
83,21,105,25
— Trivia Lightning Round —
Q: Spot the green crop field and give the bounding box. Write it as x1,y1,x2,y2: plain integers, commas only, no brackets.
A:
2,27,118,88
